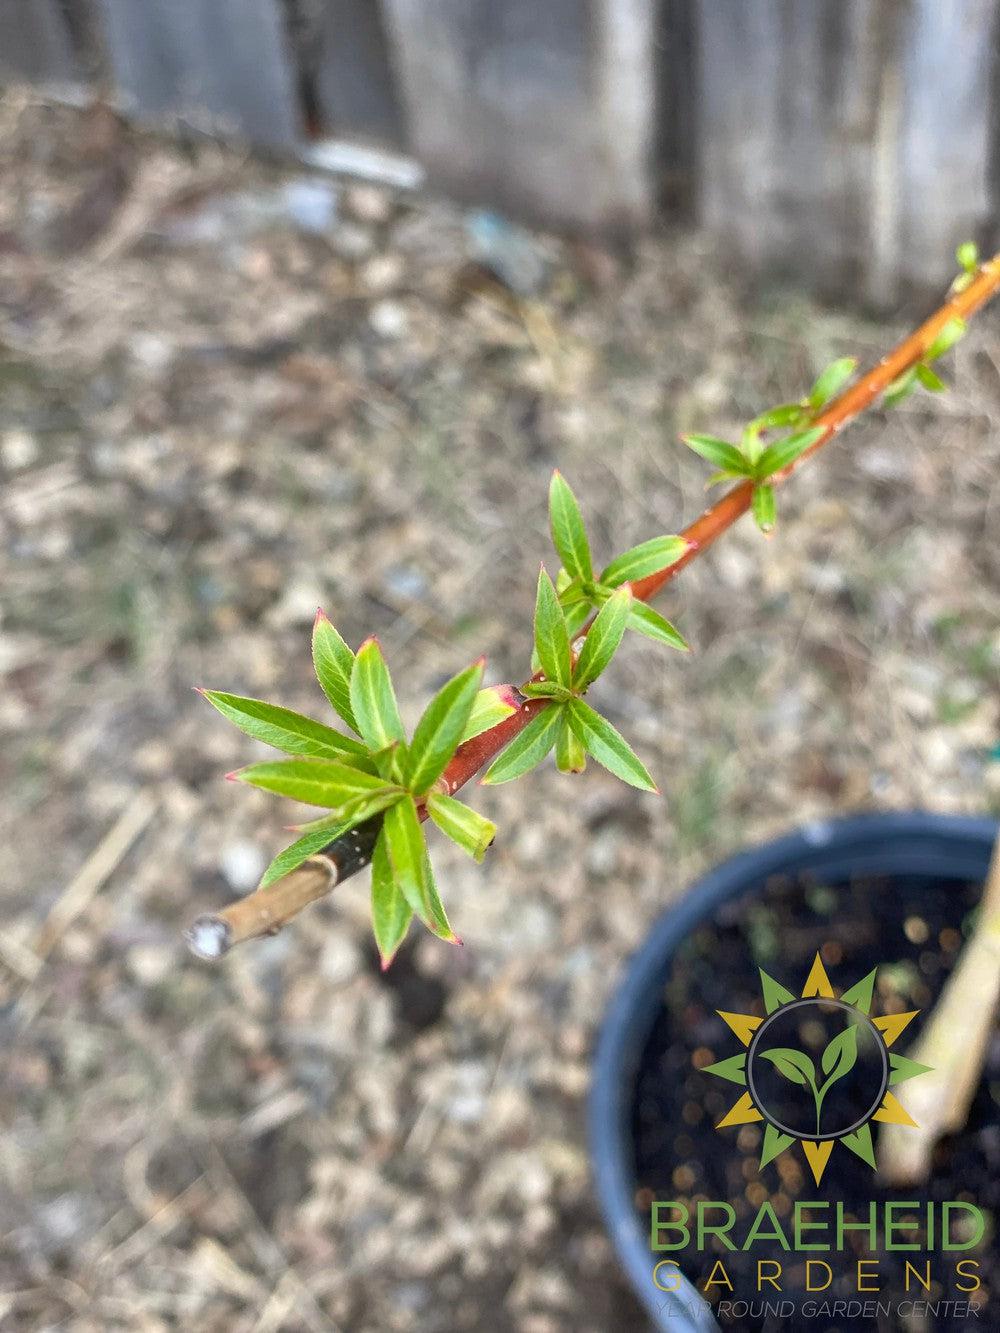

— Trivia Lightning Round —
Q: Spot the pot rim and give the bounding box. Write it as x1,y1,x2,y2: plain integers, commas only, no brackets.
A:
588,811,998,1332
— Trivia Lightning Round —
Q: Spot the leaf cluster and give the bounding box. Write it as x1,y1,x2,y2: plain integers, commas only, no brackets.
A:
546,471,689,649
477,473,697,793
882,315,966,407
483,567,657,792
682,358,852,534
200,615,516,966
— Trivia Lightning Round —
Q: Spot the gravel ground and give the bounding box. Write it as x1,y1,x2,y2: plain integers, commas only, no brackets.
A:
1,95,999,1332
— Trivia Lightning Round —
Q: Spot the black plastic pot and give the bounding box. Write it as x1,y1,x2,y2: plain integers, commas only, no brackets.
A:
589,812,998,1332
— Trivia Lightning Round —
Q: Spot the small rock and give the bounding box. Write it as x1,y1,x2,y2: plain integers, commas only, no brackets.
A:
331,221,375,261
1,429,38,470
360,253,404,294
345,184,394,224
369,299,408,339
129,332,172,373
383,563,428,601
514,824,546,865
220,841,265,894
38,1194,92,1252
465,210,548,296
266,574,327,627
319,933,362,985
283,177,339,234
585,827,620,877
127,943,176,986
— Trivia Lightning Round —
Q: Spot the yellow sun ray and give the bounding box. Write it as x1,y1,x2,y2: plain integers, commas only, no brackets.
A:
873,1010,919,1048
801,1140,834,1185
801,953,835,999
717,1010,762,1046
872,1090,919,1127
716,1092,764,1128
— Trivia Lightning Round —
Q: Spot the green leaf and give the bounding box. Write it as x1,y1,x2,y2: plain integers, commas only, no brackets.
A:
819,1026,858,1088
521,680,574,701
751,484,776,534
882,365,918,407
555,712,586,773
757,1047,816,1089
427,792,496,861
233,756,395,807
370,740,407,787
383,796,454,938
682,434,748,474
548,471,593,583
370,827,412,968
566,698,657,792
481,704,562,784
406,659,484,794
349,638,406,752
749,403,809,433
556,576,589,605
705,469,746,488
926,316,966,363
808,357,857,409
312,612,358,733
460,687,518,744
627,601,688,651
600,536,689,588
199,690,370,762
915,362,946,392
290,788,398,833
741,424,764,468
561,599,593,640
258,816,352,890
533,567,571,688
326,785,407,826
755,426,825,479
956,240,979,273
573,585,631,690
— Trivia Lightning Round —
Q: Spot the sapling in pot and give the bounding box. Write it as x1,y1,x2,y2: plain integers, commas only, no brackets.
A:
188,248,1000,1328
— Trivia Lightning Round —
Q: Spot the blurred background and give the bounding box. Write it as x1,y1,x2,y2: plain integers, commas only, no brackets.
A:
2,2,1000,1330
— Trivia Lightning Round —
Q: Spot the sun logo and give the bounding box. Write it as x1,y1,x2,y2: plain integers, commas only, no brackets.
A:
703,953,931,1185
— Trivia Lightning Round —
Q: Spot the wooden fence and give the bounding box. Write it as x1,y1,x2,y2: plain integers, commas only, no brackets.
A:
1,0,997,305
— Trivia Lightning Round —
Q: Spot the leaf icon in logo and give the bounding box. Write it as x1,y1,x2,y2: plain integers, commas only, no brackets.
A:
820,1024,858,1088
758,1047,817,1089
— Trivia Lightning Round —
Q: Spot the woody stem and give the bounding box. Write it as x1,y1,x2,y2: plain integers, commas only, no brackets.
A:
187,256,1000,959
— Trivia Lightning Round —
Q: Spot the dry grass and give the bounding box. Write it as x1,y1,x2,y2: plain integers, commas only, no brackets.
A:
1,93,998,1331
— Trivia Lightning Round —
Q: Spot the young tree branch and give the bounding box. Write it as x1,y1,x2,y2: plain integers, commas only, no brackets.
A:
187,254,1000,959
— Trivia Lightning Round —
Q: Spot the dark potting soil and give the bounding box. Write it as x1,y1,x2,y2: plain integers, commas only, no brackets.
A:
631,869,999,1332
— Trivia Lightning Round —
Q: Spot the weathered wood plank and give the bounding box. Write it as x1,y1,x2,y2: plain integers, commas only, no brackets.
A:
381,0,655,233
312,0,403,146
97,0,301,149
896,0,996,295
693,0,998,306
0,0,76,83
